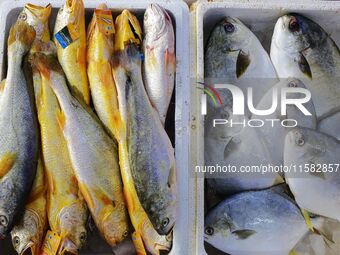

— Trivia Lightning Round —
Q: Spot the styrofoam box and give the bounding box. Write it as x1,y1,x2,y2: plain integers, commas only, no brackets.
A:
189,0,340,254
0,0,193,254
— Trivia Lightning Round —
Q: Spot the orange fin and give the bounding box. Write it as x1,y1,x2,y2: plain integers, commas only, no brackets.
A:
131,231,147,255
165,49,176,67
45,167,55,194
79,182,95,210
0,152,17,178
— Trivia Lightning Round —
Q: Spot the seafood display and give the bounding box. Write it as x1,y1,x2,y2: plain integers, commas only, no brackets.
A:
204,13,340,255
0,1,177,255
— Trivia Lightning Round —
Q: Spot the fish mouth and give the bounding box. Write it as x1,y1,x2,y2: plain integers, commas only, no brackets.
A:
20,240,34,255
114,10,142,51
25,3,52,21
150,4,171,21
58,238,79,255
65,0,82,14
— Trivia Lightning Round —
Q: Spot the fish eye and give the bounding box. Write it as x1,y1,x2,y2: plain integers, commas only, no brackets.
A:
289,18,300,32
19,13,27,21
295,137,305,146
12,236,20,248
162,218,170,228
288,80,298,87
205,226,214,236
122,231,129,238
224,22,235,33
79,232,87,242
0,215,8,227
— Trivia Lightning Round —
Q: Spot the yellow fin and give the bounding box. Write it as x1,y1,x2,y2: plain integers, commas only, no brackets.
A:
289,251,299,255
79,182,95,210
0,79,6,93
131,232,147,255
0,152,17,178
301,208,314,231
56,110,66,130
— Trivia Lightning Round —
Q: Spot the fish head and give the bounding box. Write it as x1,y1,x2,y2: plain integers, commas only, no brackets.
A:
114,10,142,52
207,17,252,53
58,203,88,253
55,0,84,33
204,209,233,248
101,206,130,246
144,4,174,43
141,220,172,253
272,14,327,55
146,186,176,235
284,128,327,164
8,20,36,51
10,210,40,255
19,4,51,41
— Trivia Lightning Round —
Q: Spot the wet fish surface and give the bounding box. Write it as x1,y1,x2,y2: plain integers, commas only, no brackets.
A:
284,127,340,221
0,19,38,239
143,4,176,125
271,13,340,120
205,189,310,255
53,0,90,105
31,52,129,248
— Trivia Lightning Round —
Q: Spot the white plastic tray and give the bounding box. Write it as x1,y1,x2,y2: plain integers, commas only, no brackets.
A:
190,0,340,254
0,0,192,254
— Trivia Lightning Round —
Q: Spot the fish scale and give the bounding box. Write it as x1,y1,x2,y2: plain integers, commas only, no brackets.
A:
0,20,38,239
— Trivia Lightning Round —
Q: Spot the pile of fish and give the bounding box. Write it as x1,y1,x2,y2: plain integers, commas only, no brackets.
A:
0,1,176,255
204,14,340,255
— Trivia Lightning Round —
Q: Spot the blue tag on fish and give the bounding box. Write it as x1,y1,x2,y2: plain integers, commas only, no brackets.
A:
55,24,80,49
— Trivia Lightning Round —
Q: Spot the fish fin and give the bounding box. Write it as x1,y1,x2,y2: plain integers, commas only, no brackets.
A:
232,229,256,240
45,167,55,194
0,79,6,94
289,251,299,255
236,50,251,79
313,227,334,246
56,110,66,130
301,208,314,232
79,182,95,210
297,54,312,79
165,49,176,67
273,174,285,185
131,231,147,255
0,152,17,178
309,170,325,180
27,184,46,204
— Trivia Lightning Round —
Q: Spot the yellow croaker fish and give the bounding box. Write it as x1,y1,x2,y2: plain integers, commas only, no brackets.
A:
143,4,176,125
11,158,47,255
29,40,88,255
112,10,172,255
10,5,51,254
87,4,123,140
53,0,90,105
0,19,38,239
30,51,130,248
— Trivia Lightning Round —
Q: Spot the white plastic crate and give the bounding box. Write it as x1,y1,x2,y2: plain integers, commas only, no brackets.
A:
0,0,192,254
189,0,340,254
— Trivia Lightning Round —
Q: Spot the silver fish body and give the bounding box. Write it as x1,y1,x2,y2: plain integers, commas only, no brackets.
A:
270,14,340,120
284,127,340,221
205,189,309,255
205,89,282,195
251,78,317,166
205,17,278,113
0,21,38,238
143,4,175,125
118,43,176,236
318,111,340,140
